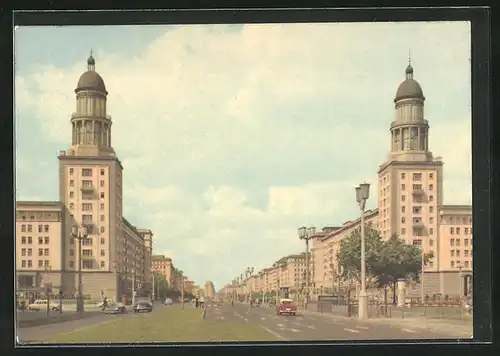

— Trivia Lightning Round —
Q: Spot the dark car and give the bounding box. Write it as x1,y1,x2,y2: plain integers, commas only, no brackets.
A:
133,301,153,313
105,302,127,314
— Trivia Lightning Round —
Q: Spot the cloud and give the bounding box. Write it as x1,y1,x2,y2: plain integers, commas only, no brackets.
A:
15,22,471,288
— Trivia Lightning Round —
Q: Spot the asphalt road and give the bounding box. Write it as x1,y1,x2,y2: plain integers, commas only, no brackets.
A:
205,302,465,341
17,303,168,344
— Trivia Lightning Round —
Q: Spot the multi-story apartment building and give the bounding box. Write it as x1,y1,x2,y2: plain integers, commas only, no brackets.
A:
16,54,154,301
204,281,216,299
152,255,175,287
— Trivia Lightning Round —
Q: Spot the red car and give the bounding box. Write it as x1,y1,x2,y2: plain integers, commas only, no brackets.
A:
276,298,297,316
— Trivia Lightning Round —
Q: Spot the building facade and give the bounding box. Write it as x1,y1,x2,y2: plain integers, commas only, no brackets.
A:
16,54,154,302
152,255,175,287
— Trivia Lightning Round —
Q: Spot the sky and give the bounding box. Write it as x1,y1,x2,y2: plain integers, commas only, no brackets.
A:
14,22,472,290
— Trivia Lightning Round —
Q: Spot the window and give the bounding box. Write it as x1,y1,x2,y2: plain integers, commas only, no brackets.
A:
456,227,461,235
38,225,43,233
69,191,74,198
401,195,405,202
27,225,32,232
21,248,26,256
100,192,105,199
28,236,32,244
82,180,93,188
412,239,422,246
412,206,422,214
450,238,455,246
100,226,105,233
401,228,406,235
100,215,105,221
21,225,26,232
413,173,422,181
44,248,49,256
465,227,469,235
83,249,93,256
100,180,105,187
43,260,49,267
44,236,49,244
429,195,434,202
100,168,105,176
451,261,455,268
69,203,74,210
456,239,461,247
82,168,93,176
401,206,405,213
82,203,92,212
27,260,32,268
69,168,74,175
464,261,469,268
21,260,26,268
450,227,454,234
464,250,469,257
44,225,49,232
401,217,406,223
70,238,74,245
101,261,106,268
38,248,43,256
38,237,43,244
429,239,434,246
430,228,434,235
82,260,93,269
82,238,92,245
456,250,461,257
82,214,92,224
429,261,434,268
100,250,105,256
429,173,434,179
401,184,406,191
69,261,74,268
464,238,469,246
21,236,26,244
100,238,105,245
30,216,34,220
401,173,406,179
429,217,434,224
70,180,74,187
70,249,74,257
38,260,43,267
100,203,105,211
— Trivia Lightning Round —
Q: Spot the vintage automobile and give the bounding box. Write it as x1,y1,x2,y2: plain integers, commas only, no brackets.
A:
276,298,297,316
27,299,60,312
105,302,127,314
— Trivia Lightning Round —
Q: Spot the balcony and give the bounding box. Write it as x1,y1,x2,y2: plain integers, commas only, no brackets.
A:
412,219,425,228
412,187,425,196
80,184,95,192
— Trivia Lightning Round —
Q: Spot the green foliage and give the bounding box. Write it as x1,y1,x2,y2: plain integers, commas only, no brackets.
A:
336,223,384,282
153,272,177,299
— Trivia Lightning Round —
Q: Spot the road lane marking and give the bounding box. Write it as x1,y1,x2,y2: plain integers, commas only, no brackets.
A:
307,325,316,329
260,325,287,340
260,317,267,320
292,322,301,326
401,328,417,333
277,323,285,327
344,328,360,333
356,326,369,330
290,329,300,332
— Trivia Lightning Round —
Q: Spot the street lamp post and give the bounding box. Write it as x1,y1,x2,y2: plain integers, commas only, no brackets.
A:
152,271,155,302
44,265,52,316
355,182,370,320
71,225,88,314
420,246,425,304
298,226,315,305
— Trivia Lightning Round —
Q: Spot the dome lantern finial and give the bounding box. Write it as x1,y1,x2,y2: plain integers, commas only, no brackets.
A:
87,48,95,71
406,49,414,79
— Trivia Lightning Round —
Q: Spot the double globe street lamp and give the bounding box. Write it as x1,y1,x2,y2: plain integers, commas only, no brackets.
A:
298,226,315,304
355,182,370,320
71,225,88,314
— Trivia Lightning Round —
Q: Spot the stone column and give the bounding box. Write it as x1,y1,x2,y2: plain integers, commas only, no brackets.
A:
397,279,406,307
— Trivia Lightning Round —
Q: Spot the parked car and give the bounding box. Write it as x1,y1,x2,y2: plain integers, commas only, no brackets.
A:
27,299,60,311
164,298,173,305
133,300,153,313
105,302,127,314
276,298,297,316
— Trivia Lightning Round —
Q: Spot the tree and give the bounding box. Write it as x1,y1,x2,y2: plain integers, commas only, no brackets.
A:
373,234,434,305
153,272,176,300
336,224,384,283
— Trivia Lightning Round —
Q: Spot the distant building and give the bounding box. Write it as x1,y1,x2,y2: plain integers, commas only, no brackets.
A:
204,281,216,299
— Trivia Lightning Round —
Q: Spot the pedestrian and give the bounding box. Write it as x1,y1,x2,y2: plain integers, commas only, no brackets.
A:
195,297,199,308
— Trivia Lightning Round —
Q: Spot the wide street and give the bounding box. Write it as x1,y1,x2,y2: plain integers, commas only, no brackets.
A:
205,302,471,341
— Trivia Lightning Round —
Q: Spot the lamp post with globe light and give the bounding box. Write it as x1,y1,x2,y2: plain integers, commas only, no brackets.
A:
355,182,370,320
71,225,88,314
298,226,315,305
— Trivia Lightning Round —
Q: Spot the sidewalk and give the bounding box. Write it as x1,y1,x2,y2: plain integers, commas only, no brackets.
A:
299,309,472,338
